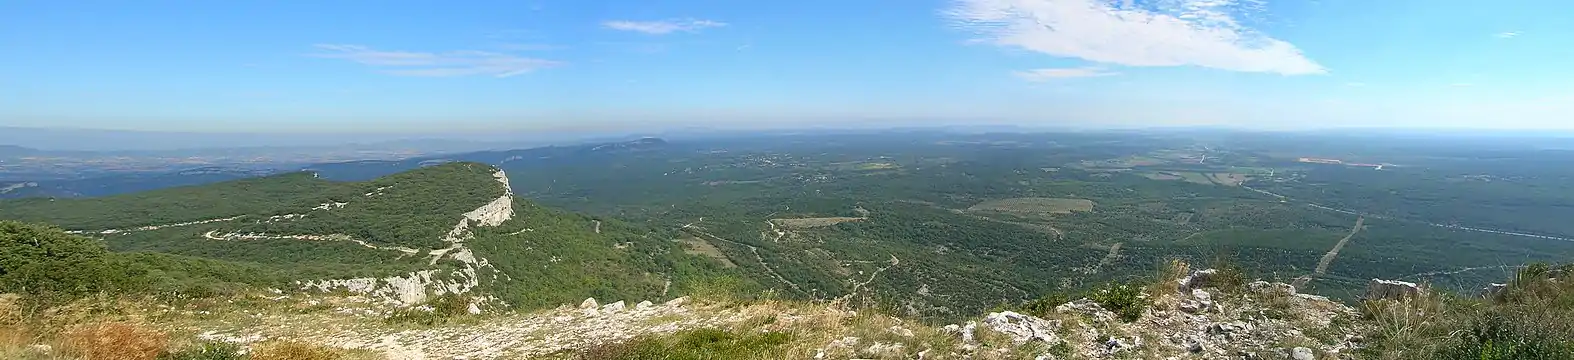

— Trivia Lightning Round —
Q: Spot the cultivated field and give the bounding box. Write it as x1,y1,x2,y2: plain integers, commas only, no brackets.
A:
1139,172,1183,181
679,236,736,267
771,217,867,229
967,197,1095,215
1206,173,1251,186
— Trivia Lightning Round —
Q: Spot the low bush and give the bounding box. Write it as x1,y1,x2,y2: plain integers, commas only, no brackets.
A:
1362,264,1574,360
1437,311,1574,360
157,341,246,360
384,293,473,326
576,328,794,360
1206,256,1249,292
1018,292,1069,318
249,341,344,360
1090,281,1149,323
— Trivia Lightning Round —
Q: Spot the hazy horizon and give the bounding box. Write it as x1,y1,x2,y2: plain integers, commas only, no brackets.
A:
7,124,1574,152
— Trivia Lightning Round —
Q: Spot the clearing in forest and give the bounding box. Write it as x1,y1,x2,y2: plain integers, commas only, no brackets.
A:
1139,172,1183,181
679,236,737,267
1172,172,1214,184
968,198,1095,215
771,217,867,229
1205,173,1251,186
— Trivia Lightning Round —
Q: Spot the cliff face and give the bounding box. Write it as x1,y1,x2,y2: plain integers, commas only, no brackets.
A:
295,169,515,307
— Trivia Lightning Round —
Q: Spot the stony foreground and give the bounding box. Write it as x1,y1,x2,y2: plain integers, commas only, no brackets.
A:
159,267,1372,359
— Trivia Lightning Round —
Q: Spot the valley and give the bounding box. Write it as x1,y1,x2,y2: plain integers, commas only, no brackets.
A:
2,130,1573,359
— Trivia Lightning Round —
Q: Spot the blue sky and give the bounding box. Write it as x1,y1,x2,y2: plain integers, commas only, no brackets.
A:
3,0,1572,133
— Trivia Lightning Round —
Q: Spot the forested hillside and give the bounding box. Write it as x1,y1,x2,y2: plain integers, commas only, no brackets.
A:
0,162,739,312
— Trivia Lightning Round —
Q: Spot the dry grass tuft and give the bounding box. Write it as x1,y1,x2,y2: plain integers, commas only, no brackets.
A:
249,340,346,360
0,294,20,323
1148,259,1190,296
0,325,41,359
60,321,168,360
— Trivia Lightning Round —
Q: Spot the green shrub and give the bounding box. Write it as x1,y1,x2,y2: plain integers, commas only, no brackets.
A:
1437,312,1574,360
157,341,246,360
1019,292,1070,318
1207,255,1249,292
0,221,152,306
576,328,793,360
1089,281,1149,323
384,293,473,326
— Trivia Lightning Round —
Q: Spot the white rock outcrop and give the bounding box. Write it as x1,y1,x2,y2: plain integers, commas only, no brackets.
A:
1481,283,1508,298
296,168,515,306
602,301,626,313
1292,346,1316,360
981,311,1062,345
1364,279,1424,300
1177,269,1218,292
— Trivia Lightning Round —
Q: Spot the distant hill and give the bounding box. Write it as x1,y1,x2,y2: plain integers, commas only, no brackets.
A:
0,137,676,200
304,137,674,181
0,167,282,199
0,145,39,156
0,161,741,309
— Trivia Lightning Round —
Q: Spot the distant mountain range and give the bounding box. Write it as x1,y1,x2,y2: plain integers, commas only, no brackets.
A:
0,166,282,198
0,137,674,199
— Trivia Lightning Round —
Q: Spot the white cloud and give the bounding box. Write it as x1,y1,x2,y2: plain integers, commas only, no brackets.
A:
1015,67,1120,80
1495,31,1520,39
603,19,727,35
495,43,562,51
312,44,560,77
947,0,1325,75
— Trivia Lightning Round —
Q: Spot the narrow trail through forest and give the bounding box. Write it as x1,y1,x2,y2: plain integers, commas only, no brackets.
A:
681,220,805,293
1293,217,1364,289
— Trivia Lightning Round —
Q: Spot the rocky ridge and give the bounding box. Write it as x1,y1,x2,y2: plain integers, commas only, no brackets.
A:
926,267,1369,360
175,265,1385,360
295,169,515,307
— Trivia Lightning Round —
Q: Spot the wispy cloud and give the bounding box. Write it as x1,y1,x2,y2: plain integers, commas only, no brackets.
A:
603,19,726,35
595,41,671,54
1495,31,1520,39
312,44,560,77
494,43,563,51
1014,67,1120,81
947,0,1325,75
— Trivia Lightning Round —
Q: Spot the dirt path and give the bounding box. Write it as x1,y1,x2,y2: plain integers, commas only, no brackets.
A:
1096,242,1122,269
70,216,245,235
1401,264,1525,280
203,231,421,254
1293,217,1364,289
766,220,787,242
686,228,804,293
835,255,900,304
